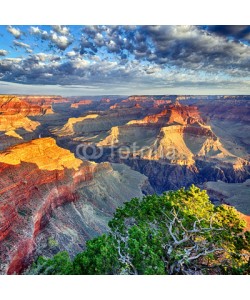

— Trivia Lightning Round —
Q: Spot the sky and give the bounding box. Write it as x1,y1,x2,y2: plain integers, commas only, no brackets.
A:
0,25,250,95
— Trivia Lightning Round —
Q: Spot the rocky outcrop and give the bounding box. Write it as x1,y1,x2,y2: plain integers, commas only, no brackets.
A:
53,114,99,136
82,102,249,191
0,138,91,274
33,163,153,264
0,114,40,151
0,138,83,170
125,103,202,126
0,95,59,116
150,125,195,164
71,100,93,108
52,108,145,139
0,138,151,274
0,95,67,150
0,115,40,133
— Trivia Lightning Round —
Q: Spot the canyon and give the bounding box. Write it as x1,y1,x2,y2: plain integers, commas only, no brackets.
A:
0,94,249,274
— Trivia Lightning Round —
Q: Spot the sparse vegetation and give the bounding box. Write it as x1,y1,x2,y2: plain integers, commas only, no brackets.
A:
47,237,59,248
26,185,250,275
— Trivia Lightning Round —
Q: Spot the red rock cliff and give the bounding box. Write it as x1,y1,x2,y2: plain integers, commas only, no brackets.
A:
0,137,98,274
0,95,59,116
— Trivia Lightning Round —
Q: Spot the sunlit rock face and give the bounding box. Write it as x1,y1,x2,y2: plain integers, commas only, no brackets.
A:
0,137,150,274
0,96,42,138
71,100,93,108
0,137,82,170
0,95,63,116
0,95,72,151
53,114,99,137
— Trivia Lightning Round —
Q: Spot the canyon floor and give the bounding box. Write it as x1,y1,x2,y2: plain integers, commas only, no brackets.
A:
0,94,249,274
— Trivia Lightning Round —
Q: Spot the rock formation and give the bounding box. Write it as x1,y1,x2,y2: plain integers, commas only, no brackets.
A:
0,137,151,274
71,100,93,108
0,95,60,116
53,114,99,136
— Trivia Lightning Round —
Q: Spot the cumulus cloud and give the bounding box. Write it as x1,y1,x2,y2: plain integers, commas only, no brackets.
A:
7,25,22,39
0,49,8,56
80,25,130,55
30,26,49,39
29,26,72,51
52,25,70,36
66,50,77,58
50,32,72,50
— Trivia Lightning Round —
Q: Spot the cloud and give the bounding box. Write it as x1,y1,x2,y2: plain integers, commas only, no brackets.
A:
29,26,72,51
0,52,249,95
76,25,250,78
66,50,77,58
136,25,250,76
0,50,8,56
13,40,31,49
30,26,49,39
50,32,72,50
0,50,247,92
52,25,70,36
1,25,250,94
204,25,250,42
0,53,140,86
7,25,22,39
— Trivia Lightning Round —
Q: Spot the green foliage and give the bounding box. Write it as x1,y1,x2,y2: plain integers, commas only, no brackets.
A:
73,235,119,275
27,251,73,275
27,185,250,275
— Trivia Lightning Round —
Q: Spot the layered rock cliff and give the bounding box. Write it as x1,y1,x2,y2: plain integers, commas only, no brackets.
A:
0,95,73,151
0,95,58,116
71,100,93,108
0,137,151,274
0,138,90,274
